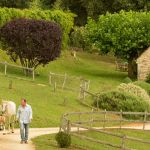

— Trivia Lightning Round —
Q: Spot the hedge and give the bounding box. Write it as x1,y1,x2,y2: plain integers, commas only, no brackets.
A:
0,8,75,49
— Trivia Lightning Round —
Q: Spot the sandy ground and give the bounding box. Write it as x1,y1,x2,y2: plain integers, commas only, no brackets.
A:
0,128,59,150
0,124,150,150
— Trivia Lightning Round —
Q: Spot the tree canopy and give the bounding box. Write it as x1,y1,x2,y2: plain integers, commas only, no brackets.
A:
0,18,62,69
85,11,150,78
0,0,32,8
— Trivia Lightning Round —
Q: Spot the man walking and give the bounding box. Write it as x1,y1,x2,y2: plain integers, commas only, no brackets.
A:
17,99,33,144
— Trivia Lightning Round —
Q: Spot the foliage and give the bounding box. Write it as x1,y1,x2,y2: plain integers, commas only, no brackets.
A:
117,83,150,102
85,11,150,78
123,77,132,83
55,132,71,148
0,8,75,49
0,18,62,69
0,0,31,8
70,27,91,51
93,90,150,112
146,73,150,84
134,81,150,96
60,0,150,25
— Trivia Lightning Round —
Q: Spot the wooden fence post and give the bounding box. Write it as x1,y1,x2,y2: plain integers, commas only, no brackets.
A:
121,135,126,150
49,72,52,85
96,98,99,110
54,82,57,92
67,120,71,134
143,111,147,130
103,109,107,129
90,109,94,128
4,61,7,76
78,114,81,133
62,73,67,90
9,80,12,89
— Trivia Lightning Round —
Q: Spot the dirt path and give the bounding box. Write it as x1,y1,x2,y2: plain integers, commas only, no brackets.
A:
0,124,150,150
0,128,59,150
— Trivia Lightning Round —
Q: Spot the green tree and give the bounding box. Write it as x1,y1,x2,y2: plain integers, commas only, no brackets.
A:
60,0,150,25
0,0,32,8
86,11,150,78
0,18,62,69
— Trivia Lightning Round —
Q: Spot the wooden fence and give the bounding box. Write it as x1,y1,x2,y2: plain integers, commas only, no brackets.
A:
0,61,35,81
60,111,150,150
49,72,90,92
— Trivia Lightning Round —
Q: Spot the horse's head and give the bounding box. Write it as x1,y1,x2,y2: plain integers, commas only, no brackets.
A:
1,101,8,114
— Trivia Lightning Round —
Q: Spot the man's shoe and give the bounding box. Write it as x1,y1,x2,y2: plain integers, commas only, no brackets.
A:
25,140,28,144
20,140,24,144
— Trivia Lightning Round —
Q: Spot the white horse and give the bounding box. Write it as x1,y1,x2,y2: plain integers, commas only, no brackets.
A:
1,101,16,134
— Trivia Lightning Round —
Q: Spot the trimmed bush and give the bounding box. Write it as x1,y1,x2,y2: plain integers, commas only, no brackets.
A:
0,8,75,49
134,81,150,96
93,90,150,112
55,132,71,148
117,83,150,103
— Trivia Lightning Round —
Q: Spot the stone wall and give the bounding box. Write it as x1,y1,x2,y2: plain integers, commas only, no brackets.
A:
137,47,150,81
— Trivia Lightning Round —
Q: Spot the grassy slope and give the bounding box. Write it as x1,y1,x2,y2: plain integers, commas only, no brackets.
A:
32,129,150,150
0,50,127,127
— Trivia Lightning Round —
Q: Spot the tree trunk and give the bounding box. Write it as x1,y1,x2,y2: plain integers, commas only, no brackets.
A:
128,59,137,79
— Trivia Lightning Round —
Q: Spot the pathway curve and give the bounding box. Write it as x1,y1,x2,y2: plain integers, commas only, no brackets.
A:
0,124,150,150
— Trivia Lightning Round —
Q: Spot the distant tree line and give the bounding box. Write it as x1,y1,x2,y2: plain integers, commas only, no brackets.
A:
0,0,149,25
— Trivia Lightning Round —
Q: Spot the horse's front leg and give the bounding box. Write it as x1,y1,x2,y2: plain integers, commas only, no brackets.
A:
3,123,6,135
11,116,15,133
7,117,11,134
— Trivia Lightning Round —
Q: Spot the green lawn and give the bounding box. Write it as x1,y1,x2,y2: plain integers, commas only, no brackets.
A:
0,50,127,127
32,129,150,150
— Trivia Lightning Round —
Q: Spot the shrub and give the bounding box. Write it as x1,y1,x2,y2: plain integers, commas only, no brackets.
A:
70,27,92,51
93,90,150,112
134,81,150,96
0,18,62,69
55,132,71,148
146,73,150,84
123,77,132,83
117,83,150,102
0,8,75,49
85,11,150,78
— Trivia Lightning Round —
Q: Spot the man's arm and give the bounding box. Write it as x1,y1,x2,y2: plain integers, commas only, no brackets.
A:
29,106,33,121
16,106,20,120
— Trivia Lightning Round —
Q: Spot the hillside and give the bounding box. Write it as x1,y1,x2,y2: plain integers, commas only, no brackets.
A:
0,50,127,127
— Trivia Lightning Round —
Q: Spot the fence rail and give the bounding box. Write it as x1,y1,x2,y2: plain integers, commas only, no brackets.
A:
49,72,90,92
0,61,35,81
60,110,150,150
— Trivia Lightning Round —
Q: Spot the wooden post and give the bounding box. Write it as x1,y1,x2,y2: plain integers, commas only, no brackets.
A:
78,114,81,133
103,109,107,129
62,73,67,90
90,109,94,128
143,111,147,130
96,98,99,110
67,120,71,134
87,80,90,91
9,80,12,89
120,110,123,129
63,97,67,106
49,72,52,85
54,82,57,92
32,68,35,81
121,135,126,150
4,61,7,76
